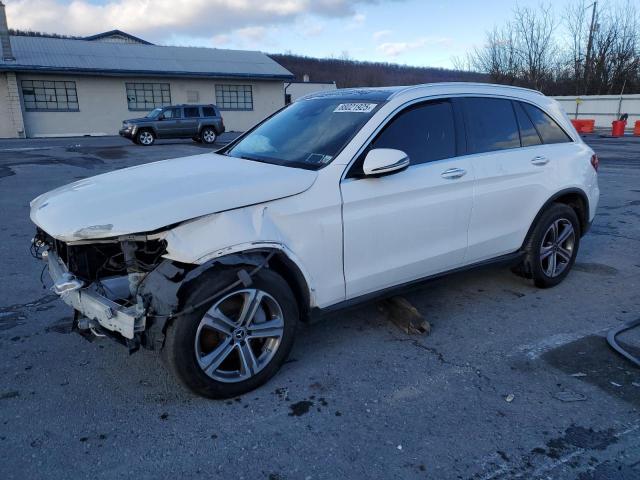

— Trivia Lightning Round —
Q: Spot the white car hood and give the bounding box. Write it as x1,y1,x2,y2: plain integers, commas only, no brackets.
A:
30,153,317,242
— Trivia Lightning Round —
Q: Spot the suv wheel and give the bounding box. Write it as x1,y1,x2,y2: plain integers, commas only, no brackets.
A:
200,127,217,145
518,203,580,288
162,267,298,399
137,129,155,146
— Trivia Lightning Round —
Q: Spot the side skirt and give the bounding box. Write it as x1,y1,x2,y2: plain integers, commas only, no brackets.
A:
309,251,524,322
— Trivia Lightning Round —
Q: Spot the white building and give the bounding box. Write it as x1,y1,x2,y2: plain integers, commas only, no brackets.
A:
0,2,293,138
285,79,337,104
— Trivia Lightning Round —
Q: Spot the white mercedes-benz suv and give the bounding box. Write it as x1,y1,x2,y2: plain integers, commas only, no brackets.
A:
30,83,599,398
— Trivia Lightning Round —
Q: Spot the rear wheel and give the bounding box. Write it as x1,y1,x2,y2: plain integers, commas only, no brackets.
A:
200,127,217,144
136,129,155,146
162,268,298,399
518,203,580,288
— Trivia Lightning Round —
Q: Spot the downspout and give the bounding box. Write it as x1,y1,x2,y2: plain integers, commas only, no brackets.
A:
284,82,292,105
0,1,14,61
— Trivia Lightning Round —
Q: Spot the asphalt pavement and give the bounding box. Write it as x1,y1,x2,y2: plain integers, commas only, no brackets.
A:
0,134,639,480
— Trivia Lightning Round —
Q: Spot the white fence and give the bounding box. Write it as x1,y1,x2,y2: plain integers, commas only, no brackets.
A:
553,94,640,129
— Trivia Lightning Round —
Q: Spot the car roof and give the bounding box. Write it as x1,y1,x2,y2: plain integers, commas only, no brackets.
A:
299,82,544,103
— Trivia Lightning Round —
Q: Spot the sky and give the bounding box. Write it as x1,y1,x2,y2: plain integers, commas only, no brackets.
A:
4,0,581,69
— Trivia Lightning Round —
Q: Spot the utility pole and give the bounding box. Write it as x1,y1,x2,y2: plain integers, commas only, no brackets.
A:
584,1,597,95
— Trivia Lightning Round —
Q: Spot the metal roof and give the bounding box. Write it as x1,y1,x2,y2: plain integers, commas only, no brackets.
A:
0,36,293,80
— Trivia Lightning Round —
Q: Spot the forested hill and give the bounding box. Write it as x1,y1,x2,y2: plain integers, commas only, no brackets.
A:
269,53,488,88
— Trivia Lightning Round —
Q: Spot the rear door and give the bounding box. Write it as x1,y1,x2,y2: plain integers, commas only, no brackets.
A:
341,99,475,299
462,97,560,263
182,106,202,137
155,107,182,138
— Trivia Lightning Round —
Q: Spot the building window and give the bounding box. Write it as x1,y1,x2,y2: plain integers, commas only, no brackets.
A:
215,84,253,110
21,80,79,111
186,90,200,103
125,82,171,111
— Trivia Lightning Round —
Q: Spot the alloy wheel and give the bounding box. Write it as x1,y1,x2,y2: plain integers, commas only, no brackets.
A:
194,289,285,383
539,218,575,278
139,131,154,145
202,129,216,143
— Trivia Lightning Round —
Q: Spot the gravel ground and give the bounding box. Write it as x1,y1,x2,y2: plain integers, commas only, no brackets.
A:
0,134,639,480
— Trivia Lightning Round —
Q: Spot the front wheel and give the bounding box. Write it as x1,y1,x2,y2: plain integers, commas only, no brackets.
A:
200,127,217,144
520,203,580,288
162,268,298,399
136,129,155,146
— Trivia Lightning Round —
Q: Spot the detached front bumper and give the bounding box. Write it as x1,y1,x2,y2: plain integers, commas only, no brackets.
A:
45,249,143,339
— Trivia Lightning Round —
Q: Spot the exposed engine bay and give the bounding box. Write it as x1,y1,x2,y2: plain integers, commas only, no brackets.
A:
32,228,277,352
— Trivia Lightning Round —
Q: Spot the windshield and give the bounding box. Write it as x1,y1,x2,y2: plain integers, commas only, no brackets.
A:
226,99,381,169
145,108,163,119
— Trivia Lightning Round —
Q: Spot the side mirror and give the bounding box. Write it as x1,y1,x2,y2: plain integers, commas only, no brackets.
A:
362,148,410,177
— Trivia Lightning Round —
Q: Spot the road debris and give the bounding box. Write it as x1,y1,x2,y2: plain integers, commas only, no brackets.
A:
378,296,431,335
553,390,587,402
505,393,515,403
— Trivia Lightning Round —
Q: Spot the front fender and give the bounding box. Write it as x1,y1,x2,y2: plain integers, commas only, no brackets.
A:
161,206,317,306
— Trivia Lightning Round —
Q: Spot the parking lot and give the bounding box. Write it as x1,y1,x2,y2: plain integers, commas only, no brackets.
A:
0,134,639,480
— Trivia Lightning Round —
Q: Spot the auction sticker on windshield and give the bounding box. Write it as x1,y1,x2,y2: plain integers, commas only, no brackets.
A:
333,103,378,113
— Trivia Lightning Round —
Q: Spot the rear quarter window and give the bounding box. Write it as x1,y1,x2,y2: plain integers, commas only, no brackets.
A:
462,97,520,154
520,102,572,144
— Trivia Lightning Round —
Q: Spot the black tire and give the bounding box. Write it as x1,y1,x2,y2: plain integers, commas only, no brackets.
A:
136,129,155,146
162,267,298,399
518,203,580,288
200,127,217,144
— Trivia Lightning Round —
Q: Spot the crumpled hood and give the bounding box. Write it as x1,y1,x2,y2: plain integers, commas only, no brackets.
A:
30,153,317,242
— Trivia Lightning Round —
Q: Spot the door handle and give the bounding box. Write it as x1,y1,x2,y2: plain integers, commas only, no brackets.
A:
441,167,467,179
531,156,549,166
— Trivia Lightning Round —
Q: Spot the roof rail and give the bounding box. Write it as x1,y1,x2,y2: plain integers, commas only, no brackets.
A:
388,82,544,99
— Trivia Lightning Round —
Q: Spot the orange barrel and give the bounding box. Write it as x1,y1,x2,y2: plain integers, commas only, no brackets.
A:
634,120,640,136
611,120,626,137
583,119,595,133
571,119,585,132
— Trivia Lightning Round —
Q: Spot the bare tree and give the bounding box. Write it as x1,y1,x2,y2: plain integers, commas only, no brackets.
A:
470,25,521,85
467,0,639,95
511,5,557,89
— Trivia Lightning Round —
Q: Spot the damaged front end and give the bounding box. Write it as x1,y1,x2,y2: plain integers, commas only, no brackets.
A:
34,228,184,351
33,229,274,352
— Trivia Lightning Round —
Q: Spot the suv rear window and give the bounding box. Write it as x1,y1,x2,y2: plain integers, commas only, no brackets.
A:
184,107,200,118
462,97,520,154
520,102,572,144
202,106,217,117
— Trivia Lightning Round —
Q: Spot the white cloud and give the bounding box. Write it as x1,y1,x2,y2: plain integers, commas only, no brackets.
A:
5,0,386,41
377,36,452,57
372,29,392,40
346,12,366,29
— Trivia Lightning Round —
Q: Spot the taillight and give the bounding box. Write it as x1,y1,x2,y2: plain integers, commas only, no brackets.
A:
590,154,599,172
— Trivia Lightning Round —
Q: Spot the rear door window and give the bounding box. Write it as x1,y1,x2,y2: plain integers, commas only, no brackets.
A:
370,100,456,166
520,102,572,144
513,101,542,147
462,97,520,154
184,106,201,118
202,106,216,117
